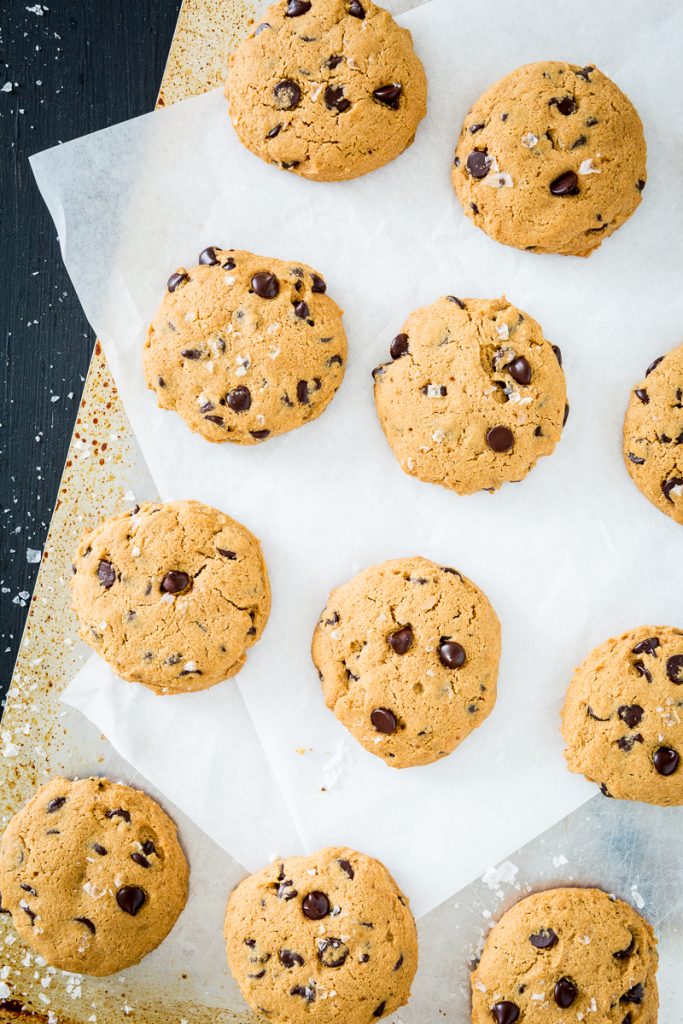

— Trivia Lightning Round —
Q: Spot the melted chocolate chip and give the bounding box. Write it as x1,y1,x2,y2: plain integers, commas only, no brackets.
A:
337,858,354,879
227,386,252,412
161,570,191,595
617,734,643,752
199,246,219,266
273,79,302,111
279,949,304,968
576,66,594,81
508,356,532,385
439,640,466,669
550,96,577,115
116,886,146,916
491,1003,520,1024
347,0,365,15
251,272,280,298
554,977,578,1008
634,388,649,404
97,560,115,589
373,84,402,110
530,928,558,949
302,891,330,920
324,85,351,113
666,654,683,685
75,916,96,934
632,637,659,656
46,797,66,814
106,808,131,823
550,171,579,196
317,937,349,968
388,625,413,654
285,0,311,14
653,746,679,776
613,933,636,960
167,271,188,292
390,333,409,359
371,707,397,734
486,425,514,452
618,704,644,728
466,150,490,178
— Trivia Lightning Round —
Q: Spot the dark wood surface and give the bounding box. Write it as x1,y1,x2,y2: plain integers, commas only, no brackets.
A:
0,0,182,694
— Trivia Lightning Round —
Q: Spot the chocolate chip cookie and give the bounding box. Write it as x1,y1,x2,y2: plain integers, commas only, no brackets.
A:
312,556,501,768
225,0,427,181
471,887,659,1024
71,500,270,695
0,777,188,976
452,61,647,257
623,343,683,525
561,626,683,806
373,296,567,495
224,846,417,1024
144,248,347,444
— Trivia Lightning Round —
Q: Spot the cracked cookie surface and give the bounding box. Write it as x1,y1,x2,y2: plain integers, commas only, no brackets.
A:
471,887,658,1024
0,777,188,976
71,500,270,695
373,296,567,495
452,61,646,257
144,248,347,444
562,626,683,806
225,0,427,182
312,556,501,768
623,343,683,525
224,846,417,1024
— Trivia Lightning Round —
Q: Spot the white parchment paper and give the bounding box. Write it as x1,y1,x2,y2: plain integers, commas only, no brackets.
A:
31,0,683,918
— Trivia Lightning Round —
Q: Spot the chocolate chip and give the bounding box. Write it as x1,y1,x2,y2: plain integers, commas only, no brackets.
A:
653,746,679,776
617,734,643,752
347,0,365,15
508,356,532,385
311,274,326,294
554,977,578,1008
290,984,316,1003
273,79,302,111
550,171,579,196
373,84,402,110
470,202,479,213
628,453,645,465
447,296,466,309
296,380,311,404
634,388,649,404
167,271,188,292
285,0,311,14
21,905,36,924
585,116,598,126
266,123,282,139
552,344,563,366
646,355,664,376
662,477,683,503
141,839,156,855
469,122,485,133
634,660,652,683
106,808,131,823
161,570,191,595
600,782,613,797
636,179,646,191
227,386,252,412
254,22,271,34
326,55,343,69
250,429,271,440
302,891,330,920
388,625,413,654
116,886,146,916
491,1003,520,1024
338,858,354,879
632,637,659,656
251,272,280,298
563,403,570,426
571,134,587,149
587,706,610,721
328,354,343,367
666,655,683,684
131,852,151,868
466,150,490,178
205,415,224,426
93,843,107,856
199,246,219,266
390,333,409,359
373,1003,386,1018
613,934,635,960
530,928,558,949
486,425,514,452
618,705,644,728
621,983,644,1004
46,797,66,814
97,560,115,589
293,300,310,319
217,548,237,560
279,949,304,968
550,96,577,115
20,884,37,896
439,640,466,669
317,937,349,967
576,66,594,81
324,85,351,113
371,707,397,734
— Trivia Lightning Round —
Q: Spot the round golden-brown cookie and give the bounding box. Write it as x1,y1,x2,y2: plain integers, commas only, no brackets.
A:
452,61,647,257
623,343,683,525
0,777,188,976
471,887,659,1024
224,847,417,1024
71,500,270,695
373,296,567,495
144,248,347,444
225,0,427,182
312,557,501,768
561,626,683,806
